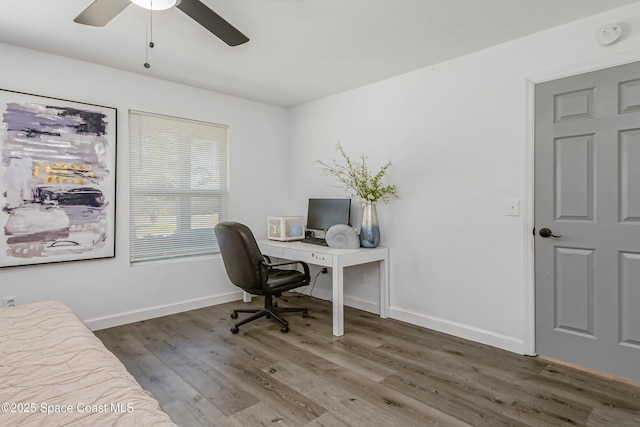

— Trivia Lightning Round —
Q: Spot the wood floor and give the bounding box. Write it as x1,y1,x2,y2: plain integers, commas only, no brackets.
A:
95,295,640,426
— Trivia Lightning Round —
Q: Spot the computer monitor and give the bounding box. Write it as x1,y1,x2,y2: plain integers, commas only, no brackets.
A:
306,198,351,231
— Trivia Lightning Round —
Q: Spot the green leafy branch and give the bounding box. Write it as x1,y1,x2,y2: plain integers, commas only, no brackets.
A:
314,144,399,203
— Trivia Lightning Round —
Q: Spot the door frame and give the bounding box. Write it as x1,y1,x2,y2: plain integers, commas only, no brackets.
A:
522,50,640,356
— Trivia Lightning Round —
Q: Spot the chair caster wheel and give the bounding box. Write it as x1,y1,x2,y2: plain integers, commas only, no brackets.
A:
231,326,239,334
266,314,272,319
302,311,309,318
280,326,289,333
230,312,238,319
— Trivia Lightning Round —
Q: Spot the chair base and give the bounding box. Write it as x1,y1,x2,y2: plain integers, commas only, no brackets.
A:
230,295,308,334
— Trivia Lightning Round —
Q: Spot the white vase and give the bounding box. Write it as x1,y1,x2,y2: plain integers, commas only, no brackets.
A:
360,201,380,248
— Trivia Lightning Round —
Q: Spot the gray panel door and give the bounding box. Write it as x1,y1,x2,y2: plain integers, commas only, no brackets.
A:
535,61,640,382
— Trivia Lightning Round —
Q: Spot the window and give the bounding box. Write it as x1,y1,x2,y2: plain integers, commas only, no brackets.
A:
129,111,228,263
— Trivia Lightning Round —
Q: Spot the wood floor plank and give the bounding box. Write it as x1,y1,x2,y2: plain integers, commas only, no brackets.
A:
587,406,640,427
258,325,397,382
229,401,307,427
96,295,640,426
302,412,357,427
146,319,327,425
140,331,260,417
96,332,227,427
163,325,328,425
263,360,410,426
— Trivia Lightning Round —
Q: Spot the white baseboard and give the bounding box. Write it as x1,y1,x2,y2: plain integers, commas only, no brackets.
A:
85,291,243,331
389,306,527,354
86,291,526,356
298,291,525,354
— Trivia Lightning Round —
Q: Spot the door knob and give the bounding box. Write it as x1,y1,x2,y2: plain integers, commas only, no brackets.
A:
539,228,561,238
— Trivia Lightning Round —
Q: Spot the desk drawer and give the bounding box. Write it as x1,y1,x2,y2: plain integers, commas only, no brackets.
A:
283,248,332,267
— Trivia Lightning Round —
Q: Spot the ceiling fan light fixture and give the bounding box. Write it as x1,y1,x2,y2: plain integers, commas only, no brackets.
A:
131,0,178,11
73,0,248,46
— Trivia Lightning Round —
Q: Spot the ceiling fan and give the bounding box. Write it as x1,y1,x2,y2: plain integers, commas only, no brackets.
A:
73,0,249,46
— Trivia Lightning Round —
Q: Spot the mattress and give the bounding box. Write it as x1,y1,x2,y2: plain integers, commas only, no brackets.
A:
0,301,176,426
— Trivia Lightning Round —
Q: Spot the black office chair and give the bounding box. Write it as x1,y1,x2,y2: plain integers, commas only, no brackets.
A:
214,221,310,334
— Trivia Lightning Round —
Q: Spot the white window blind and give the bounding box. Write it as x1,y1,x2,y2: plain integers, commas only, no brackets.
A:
129,110,229,263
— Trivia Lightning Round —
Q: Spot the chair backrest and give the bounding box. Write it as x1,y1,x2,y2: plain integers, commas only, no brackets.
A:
214,221,267,293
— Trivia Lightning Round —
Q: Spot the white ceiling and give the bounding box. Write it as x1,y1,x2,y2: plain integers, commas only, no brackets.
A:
0,0,637,107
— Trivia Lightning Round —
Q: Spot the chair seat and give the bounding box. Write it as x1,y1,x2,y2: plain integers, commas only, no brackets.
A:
267,269,308,292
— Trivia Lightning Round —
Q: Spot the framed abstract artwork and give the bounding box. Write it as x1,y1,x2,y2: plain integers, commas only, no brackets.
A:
0,89,117,267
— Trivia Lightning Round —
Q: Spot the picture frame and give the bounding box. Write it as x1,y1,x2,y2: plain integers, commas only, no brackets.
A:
0,89,117,267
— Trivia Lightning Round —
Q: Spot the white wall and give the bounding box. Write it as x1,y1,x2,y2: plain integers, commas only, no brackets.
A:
288,3,640,353
0,42,290,329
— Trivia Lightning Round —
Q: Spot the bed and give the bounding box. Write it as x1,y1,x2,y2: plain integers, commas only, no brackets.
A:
0,301,176,426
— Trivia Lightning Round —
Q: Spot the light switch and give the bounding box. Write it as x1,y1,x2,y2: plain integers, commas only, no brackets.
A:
506,199,520,216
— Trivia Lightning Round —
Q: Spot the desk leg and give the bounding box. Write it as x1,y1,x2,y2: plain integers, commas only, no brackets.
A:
243,291,252,303
332,264,344,336
379,257,389,318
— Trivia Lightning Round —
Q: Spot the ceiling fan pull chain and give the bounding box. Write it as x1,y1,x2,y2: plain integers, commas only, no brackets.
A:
144,29,150,68
149,0,154,48
144,0,154,68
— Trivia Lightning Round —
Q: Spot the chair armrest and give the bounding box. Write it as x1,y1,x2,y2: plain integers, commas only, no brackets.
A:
265,259,310,278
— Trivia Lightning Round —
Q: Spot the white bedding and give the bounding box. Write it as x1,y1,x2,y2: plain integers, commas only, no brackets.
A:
0,301,176,426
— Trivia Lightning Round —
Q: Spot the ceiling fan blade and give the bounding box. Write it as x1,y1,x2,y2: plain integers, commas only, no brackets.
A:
176,0,249,46
74,0,131,27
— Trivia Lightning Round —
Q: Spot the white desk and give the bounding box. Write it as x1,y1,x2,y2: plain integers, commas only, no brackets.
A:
256,239,389,336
